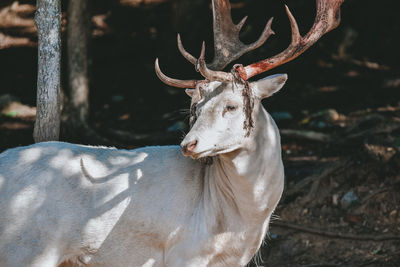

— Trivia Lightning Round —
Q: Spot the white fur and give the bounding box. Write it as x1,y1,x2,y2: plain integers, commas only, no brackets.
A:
0,75,286,267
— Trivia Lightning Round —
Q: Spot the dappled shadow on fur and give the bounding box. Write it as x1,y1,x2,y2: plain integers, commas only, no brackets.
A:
0,143,176,266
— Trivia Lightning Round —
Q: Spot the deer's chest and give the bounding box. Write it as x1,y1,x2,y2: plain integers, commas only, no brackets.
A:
164,227,263,267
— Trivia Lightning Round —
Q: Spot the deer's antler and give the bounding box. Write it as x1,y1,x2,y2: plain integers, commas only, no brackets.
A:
156,0,343,88
197,42,233,82
178,0,275,71
236,0,344,80
155,59,198,88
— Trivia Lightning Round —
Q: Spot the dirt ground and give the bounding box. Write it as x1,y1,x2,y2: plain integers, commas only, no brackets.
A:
1,0,400,266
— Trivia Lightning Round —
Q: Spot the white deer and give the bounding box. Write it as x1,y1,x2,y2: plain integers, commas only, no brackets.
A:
0,0,342,266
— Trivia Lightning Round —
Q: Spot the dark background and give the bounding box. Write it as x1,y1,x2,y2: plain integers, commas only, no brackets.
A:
1,0,400,266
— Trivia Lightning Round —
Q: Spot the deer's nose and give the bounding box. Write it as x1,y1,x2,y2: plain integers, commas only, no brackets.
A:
181,140,198,156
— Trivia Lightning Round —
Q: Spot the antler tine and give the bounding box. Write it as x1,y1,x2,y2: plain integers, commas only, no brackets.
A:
239,0,344,80
155,58,198,88
177,34,197,66
285,5,302,45
176,0,275,72
198,42,233,82
208,0,275,71
244,17,275,53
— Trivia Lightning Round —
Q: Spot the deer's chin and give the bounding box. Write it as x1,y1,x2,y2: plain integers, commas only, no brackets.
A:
189,146,241,159
186,151,211,160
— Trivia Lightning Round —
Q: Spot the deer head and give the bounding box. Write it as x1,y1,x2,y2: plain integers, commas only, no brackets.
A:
155,0,343,159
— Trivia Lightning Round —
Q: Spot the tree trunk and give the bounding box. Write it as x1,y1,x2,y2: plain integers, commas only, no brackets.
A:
67,0,90,122
33,0,62,142
61,0,111,145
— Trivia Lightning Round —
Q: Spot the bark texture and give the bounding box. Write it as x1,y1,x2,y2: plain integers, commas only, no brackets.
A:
67,0,90,122
33,0,62,142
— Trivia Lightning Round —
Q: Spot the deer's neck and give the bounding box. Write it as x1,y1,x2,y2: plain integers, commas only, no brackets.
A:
202,105,284,231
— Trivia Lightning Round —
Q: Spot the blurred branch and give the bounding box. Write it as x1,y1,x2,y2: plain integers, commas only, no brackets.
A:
273,221,400,241
356,251,400,267
333,27,389,71
284,159,351,199
0,2,36,33
281,129,332,143
0,32,35,49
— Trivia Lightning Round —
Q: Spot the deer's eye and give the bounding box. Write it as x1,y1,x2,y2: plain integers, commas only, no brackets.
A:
225,104,238,112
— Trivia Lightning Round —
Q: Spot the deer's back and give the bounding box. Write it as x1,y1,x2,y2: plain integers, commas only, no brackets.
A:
0,142,203,266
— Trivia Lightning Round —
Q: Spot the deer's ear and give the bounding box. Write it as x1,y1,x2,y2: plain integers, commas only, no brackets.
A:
185,89,195,98
251,74,288,99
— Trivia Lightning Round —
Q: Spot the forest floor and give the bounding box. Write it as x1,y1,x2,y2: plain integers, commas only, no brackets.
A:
1,0,400,266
